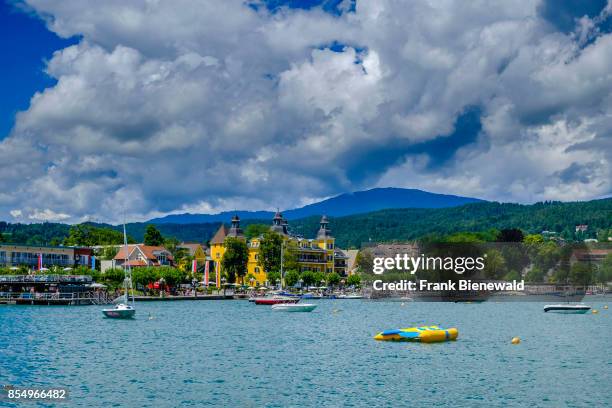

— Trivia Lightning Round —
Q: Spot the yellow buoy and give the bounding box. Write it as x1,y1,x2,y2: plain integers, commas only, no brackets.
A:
604,305,608,310
511,337,521,344
592,309,599,314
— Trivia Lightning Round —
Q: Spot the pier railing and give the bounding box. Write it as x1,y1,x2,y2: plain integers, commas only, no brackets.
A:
0,291,110,305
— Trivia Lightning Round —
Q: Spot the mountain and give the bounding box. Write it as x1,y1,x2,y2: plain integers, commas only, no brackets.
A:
148,188,485,224
2,198,610,247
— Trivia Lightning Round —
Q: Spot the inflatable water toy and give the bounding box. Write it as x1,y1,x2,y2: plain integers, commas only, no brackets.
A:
374,325,458,343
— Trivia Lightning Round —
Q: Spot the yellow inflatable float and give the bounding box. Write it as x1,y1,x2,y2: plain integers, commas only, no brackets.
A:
374,325,458,343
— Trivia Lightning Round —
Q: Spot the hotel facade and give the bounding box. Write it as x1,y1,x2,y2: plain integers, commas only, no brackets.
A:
0,244,94,269
210,213,350,286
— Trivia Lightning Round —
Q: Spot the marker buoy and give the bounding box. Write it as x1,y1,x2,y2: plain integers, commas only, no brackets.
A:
604,305,608,310
592,309,599,314
511,337,521,345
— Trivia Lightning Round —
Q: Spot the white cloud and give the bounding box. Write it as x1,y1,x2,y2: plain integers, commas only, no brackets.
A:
0,0,610,223
27,208,71,222
10,210,22,218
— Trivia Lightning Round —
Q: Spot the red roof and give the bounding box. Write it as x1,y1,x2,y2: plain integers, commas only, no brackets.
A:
114,244,173,262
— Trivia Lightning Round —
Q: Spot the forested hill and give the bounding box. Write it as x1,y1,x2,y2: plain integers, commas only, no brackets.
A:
0,198,610,248
289,199,612,247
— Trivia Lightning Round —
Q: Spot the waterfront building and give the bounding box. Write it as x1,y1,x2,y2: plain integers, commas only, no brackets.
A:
0,244,93,269
177,242,208,263
106,244,174,270
0,274,106,305
210,213,349,286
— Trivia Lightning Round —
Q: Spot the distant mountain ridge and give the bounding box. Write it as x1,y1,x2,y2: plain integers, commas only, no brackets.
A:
148,188,485,224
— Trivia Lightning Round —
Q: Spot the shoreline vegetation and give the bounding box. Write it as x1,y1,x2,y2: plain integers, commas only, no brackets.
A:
0,198,610,248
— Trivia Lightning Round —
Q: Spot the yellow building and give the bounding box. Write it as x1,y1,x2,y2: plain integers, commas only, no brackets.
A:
210,213,348,286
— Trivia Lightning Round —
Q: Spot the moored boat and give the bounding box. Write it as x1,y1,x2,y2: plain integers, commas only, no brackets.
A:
337,294,363,299
543,304,591,314
271,303,317,312
102,302,135,318
254,296,300,305
102,222,136,319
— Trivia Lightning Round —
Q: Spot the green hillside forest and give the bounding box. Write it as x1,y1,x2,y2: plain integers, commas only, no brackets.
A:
0,199,610,248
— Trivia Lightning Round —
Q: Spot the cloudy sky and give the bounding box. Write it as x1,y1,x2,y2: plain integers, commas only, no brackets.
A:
1,0,611,224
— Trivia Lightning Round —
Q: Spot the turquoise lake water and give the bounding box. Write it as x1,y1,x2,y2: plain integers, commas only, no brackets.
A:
1,299,611,407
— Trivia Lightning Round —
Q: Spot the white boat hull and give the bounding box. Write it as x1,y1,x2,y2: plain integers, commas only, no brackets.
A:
271,303,317,312
544,304,590,314
102,305,136,318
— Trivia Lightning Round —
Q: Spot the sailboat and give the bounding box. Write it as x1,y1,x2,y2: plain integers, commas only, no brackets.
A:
102,222,136,319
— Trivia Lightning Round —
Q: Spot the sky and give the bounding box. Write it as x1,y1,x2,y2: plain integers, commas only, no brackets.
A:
0,0,611,224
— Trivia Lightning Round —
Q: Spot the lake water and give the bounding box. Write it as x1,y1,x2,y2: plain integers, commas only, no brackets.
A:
1,299,611,407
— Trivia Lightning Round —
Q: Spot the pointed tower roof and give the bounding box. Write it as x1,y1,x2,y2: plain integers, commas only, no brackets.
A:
210,224,229,245
227,215,244,238
271,210,287,234
317,215,332,239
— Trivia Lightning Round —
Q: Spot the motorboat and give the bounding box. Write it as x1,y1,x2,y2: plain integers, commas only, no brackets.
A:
543,304,591,314
337,293,363,299
254,295,300,305
102,302,135,319
271,303,317,312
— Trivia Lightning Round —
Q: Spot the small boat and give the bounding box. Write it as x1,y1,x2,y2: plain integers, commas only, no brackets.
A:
337,294,363,299
254,296,300,305
102,302,135,319
374,325,458,343
102,222,136,319
271,303,317,312
544,304,591,314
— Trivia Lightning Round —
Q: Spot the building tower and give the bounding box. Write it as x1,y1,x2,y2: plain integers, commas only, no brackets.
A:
271,211,287,235
317,215,332,239
227,215,244,238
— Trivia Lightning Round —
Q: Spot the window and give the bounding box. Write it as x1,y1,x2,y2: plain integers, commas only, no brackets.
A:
255,267,260,273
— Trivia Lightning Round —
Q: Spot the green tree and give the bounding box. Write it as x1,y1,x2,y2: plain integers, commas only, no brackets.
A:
284,270,300,288
523,234,544,244
221,237,249,284
245,224,269,240
103,268,126,287
132,267,161,287
503,270,521,281
569,262,593,286
313,271,326,287
596,229,611,243
258,231,283,274
300,271,317,287
163,236,181,254
483,249,506,279
346,274,361,287
267,271,281,286
64,224,132,246
143,225,164,246
159,266,187,286
596,253,612,285
525,266,545,283
326,272,341,287
355,249,374,275
283,240,300,272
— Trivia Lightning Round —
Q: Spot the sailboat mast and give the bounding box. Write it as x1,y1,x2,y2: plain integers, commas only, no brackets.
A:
123,222,134,306
280,239,284,291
